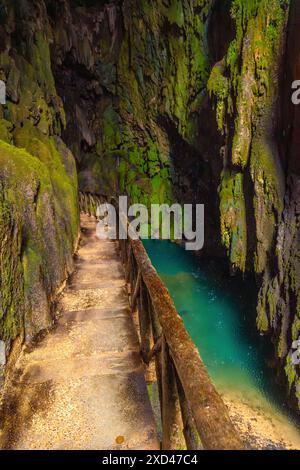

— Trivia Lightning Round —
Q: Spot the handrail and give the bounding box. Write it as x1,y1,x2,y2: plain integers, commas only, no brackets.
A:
79,192,244,450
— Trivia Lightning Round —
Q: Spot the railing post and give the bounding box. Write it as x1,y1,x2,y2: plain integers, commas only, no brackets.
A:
161,336,184,450
129,250,134,296
138,279,151,363
148,297,163,404
126,245,132,284
175,371,202,450
131,270,141,311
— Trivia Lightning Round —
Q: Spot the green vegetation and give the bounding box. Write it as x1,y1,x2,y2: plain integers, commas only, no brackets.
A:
207,0,299,408
207,62,230,132
84,0,212,208
208,0,288,274
0,5,78,344
219,171,247,272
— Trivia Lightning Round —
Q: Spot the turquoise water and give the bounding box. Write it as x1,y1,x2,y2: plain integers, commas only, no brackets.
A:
143,239,300,445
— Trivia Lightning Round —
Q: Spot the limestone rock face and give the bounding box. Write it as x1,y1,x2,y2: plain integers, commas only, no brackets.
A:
207,0,300,410
47,0,215,210
0,0,79,348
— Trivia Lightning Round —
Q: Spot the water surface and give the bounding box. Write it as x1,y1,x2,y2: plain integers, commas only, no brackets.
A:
143,239,300,448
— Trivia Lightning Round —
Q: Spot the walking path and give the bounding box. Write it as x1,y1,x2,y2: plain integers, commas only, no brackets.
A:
0,214,158,450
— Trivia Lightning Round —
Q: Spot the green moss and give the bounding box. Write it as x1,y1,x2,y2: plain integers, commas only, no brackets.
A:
0,119,13,143
0,139,51,187
256,308,269,333
0,136,79,341
0,4,79,345
94,0,210,207
0,185,24,341
211,0,288,278
285,355,297,390
0,140,51,340
219,171,247,272
165,0,185,28
102,105,122,154
251,138,284,273
296,379,300,409
22,246,43,295
30,31,56,96
291,316,300,343
207,62,229,133
13,124,78,240
0,121,78,343
220,0,288,168
277,330,286,359
219,0,294,407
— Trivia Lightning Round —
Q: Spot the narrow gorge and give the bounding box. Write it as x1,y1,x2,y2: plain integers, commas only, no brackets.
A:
0,0,300,452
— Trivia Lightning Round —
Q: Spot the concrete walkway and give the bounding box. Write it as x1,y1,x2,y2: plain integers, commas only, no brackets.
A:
0,214,158,450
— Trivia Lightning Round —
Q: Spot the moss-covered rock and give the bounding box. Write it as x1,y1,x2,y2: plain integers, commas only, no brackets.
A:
209,0,288,270
0,0,79,349
208,0,300,409
219,170,247,272
49,0,213,210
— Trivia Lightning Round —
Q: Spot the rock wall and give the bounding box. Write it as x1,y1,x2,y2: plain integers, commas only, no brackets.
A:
265,0,300,408
207,0,300,410
46,0,223,252
0,0,79,360
48,0,215,204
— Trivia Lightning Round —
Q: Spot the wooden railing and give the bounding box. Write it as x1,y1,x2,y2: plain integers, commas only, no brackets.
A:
79,192,244,450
